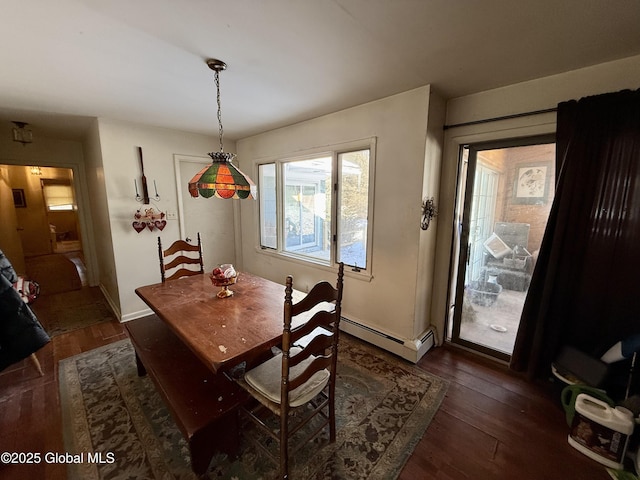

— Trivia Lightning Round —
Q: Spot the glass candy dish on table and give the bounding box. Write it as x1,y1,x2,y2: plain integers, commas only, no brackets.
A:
209,264,238,298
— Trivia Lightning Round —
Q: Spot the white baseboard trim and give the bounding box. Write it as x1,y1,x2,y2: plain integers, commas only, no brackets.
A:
340,317,434,363
98,284,155,323
120,307,155,323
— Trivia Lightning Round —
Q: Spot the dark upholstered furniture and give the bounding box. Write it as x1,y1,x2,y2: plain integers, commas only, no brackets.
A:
0,249,50,372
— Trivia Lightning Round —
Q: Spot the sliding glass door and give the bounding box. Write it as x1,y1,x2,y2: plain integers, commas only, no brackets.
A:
450,135,556,360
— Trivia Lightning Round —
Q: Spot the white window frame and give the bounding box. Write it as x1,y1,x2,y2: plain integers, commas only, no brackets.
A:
257,138,376,275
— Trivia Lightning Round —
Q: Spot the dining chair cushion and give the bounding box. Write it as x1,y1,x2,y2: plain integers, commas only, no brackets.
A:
244,347,330,407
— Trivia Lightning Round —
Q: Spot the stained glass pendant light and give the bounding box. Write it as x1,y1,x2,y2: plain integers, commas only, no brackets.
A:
188,59,256,200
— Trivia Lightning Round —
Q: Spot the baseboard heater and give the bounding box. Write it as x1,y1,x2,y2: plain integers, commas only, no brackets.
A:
340,316,435,363
420,329,435,345
341,316,404,344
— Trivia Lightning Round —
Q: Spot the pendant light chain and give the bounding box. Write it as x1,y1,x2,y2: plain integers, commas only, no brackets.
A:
215,70,224,154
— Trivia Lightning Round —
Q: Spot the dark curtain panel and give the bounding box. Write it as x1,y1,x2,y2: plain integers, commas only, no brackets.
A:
511,89,640,380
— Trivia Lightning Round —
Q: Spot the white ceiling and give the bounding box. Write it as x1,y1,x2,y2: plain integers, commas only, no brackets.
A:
1,0,640,142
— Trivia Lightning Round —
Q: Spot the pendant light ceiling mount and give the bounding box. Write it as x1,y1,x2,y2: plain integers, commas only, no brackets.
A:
206,58,227,73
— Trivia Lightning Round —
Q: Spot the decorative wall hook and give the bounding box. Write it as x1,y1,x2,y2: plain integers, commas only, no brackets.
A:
421,197,438,230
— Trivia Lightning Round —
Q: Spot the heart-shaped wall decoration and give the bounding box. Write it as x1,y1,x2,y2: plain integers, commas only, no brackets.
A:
132,221,146,233
147,222,156,231
154,219,167,231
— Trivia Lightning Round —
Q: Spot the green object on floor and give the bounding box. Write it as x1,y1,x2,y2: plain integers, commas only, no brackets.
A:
561,384,615,426
606,468,639,480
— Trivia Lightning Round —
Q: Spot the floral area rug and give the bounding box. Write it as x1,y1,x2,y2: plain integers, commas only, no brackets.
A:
59,334,448,479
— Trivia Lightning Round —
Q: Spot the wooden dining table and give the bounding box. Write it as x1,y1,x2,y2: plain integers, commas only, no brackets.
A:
135,270,306,374
130,270,334,473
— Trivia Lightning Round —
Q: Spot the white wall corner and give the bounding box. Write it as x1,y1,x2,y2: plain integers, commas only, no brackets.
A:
100,283,123,322
403,328,436,363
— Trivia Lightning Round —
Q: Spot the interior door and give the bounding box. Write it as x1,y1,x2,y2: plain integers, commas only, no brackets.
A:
450,135,556,361
175,155,236,272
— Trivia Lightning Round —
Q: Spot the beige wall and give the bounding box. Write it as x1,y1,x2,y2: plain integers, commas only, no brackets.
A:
82,120,116,307
237,85,445,360
94,119,229,320
416,90,446,341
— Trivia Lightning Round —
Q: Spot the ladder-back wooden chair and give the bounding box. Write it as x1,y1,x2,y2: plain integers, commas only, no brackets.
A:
158,233,204,282
237,263,344,479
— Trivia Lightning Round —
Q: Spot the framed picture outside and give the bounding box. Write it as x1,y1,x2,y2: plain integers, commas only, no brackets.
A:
12,188,27,208
513,163,551,205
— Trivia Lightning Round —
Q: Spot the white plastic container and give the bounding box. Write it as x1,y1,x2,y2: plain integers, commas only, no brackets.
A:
568,393,635,469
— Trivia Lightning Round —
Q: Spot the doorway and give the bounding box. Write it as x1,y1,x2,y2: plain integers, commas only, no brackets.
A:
449,135,555,361
0,164,86,288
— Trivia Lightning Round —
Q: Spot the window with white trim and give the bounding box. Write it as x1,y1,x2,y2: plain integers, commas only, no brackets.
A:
258,142,373,271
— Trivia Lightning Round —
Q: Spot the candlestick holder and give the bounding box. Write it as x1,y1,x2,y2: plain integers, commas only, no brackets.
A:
134,178,161,202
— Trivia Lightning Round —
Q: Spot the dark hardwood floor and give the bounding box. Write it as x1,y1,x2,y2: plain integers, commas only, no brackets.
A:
0,289,616,479
0,304,126,480
402,345,615,479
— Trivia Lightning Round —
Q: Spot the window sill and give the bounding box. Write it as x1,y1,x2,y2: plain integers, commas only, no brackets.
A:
255,246,373,282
